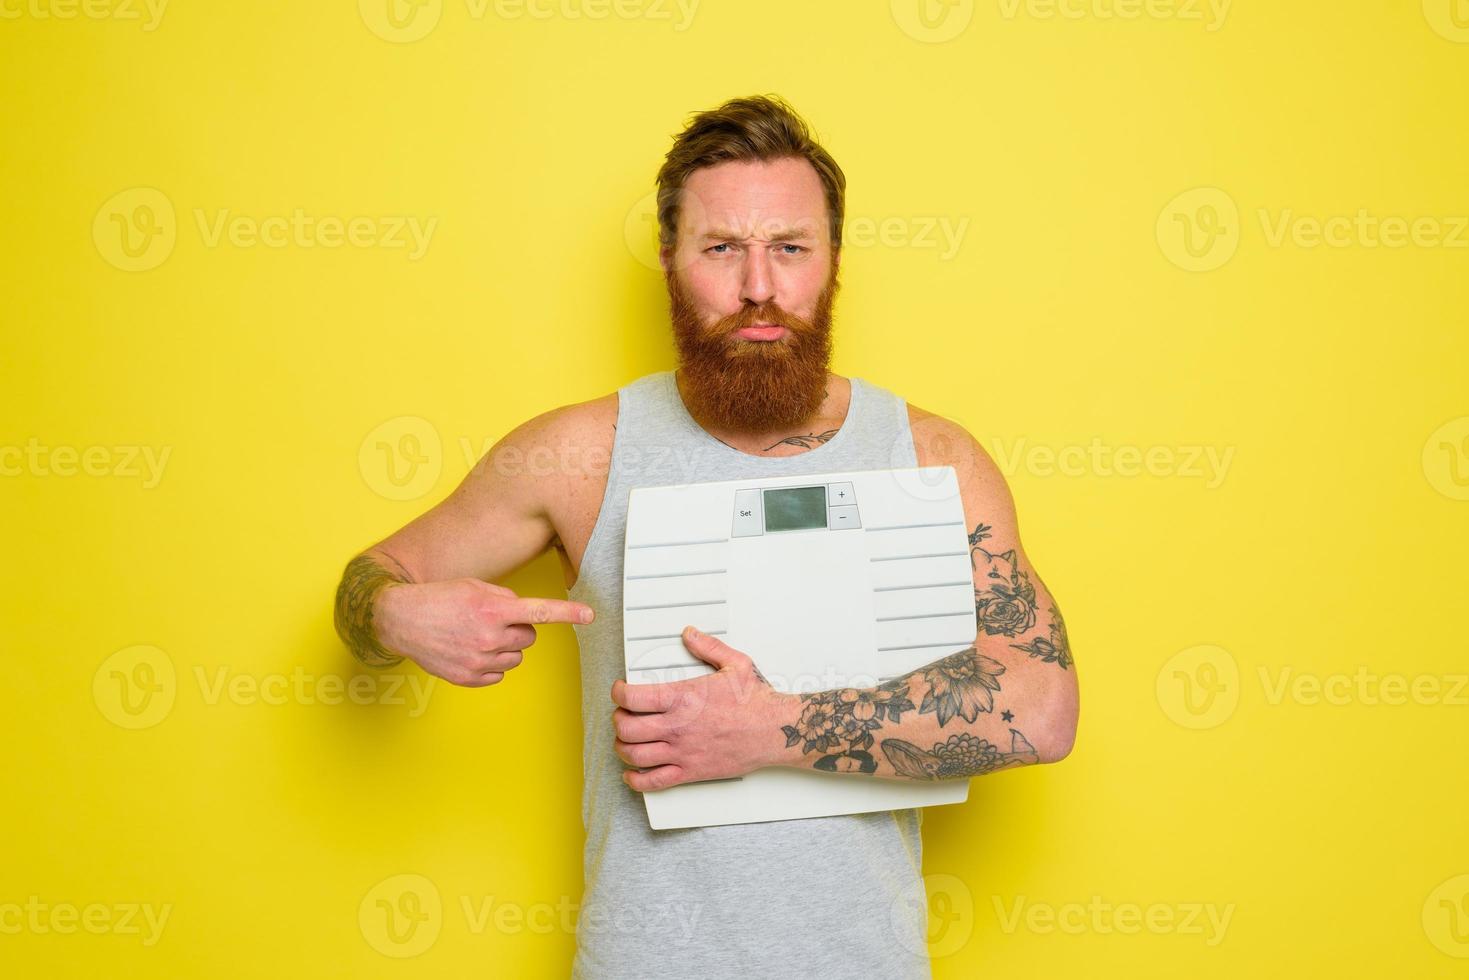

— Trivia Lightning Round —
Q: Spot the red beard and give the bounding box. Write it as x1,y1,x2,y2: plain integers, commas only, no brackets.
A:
666,264,839,432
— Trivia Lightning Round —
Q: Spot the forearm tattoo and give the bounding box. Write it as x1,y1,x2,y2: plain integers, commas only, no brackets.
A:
881,728,1039,779
334,552,412,668
782,647,1023,777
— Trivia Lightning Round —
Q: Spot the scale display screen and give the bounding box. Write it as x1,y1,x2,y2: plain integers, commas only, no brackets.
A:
761,486,827,532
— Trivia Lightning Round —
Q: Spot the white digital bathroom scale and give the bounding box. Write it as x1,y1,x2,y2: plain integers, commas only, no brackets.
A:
622,465,976,830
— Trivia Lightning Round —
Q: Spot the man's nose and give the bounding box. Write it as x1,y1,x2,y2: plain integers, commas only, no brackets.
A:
739,247,776,309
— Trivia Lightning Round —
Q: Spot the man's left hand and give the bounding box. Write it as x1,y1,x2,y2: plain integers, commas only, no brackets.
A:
611,626,794,792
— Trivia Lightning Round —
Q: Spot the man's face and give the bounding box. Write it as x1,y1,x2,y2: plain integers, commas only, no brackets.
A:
661,156,840,433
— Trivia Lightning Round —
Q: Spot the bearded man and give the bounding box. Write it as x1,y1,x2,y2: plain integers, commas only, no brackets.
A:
333,93,1079,980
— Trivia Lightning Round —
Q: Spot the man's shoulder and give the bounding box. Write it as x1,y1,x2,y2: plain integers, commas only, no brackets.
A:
902,397,1007,491
509,390,619,453
517,369,672,443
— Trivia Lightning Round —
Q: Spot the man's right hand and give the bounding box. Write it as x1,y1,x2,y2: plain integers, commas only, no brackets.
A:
375,578,595,687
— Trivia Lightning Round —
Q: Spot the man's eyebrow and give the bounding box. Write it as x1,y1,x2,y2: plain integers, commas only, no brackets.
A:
700,227,817,242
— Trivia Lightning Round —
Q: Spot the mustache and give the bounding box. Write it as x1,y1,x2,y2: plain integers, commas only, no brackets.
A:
717,302,810,335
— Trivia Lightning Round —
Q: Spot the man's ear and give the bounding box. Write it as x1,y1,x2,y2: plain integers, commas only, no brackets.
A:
658,245,672,276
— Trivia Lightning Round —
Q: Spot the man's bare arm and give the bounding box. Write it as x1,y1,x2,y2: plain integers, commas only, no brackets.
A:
331,398,609,683
767,413,1078,778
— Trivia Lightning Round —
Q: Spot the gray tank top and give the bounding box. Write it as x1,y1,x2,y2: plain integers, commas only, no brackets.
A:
566,369,933,979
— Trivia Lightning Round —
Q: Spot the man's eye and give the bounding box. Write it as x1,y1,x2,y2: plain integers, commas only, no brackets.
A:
777,244,805,255
708,243,735,254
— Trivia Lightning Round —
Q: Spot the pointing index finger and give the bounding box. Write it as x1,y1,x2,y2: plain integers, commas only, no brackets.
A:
508,596,595,625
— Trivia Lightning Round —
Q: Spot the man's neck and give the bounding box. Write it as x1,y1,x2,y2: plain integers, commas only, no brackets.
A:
674,370,852,457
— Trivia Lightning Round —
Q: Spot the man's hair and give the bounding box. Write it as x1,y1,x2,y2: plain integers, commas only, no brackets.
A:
655,94,847,254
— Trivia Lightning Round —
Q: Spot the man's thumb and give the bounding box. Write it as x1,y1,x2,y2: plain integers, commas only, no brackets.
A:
681,626,740,669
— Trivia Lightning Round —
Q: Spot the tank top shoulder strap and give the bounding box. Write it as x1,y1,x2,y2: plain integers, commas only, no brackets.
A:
845,375,919,470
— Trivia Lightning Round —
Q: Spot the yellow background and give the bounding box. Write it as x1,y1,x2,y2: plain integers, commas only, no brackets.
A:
4,0,1468,976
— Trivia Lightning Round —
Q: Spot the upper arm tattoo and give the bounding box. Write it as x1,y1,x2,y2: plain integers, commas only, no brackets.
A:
1011,605,1073,670
970,521,1073,670
969,523,1038,637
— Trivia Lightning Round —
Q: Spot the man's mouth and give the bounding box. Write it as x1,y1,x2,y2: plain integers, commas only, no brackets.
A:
733,323,789,342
